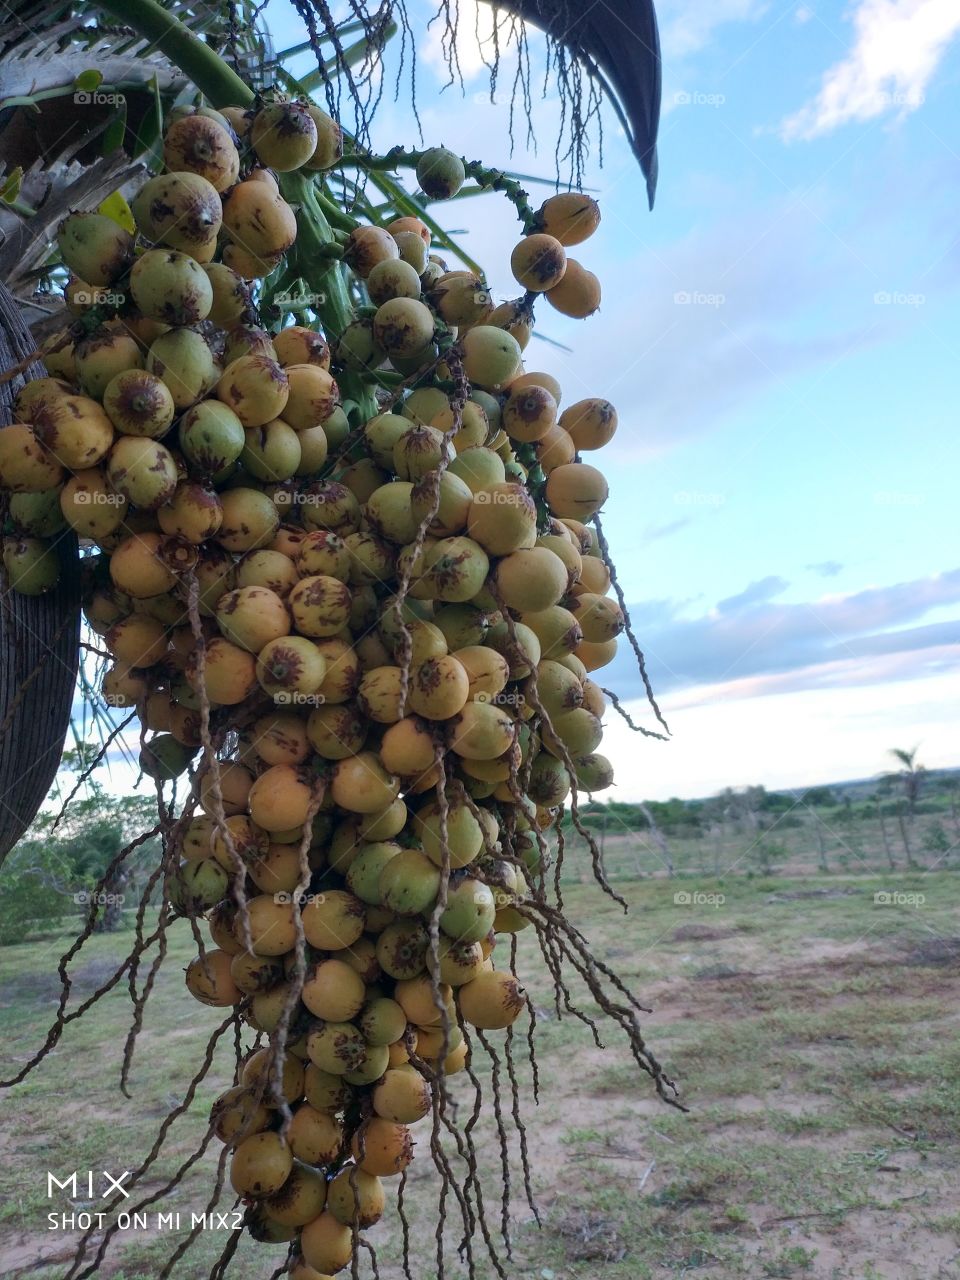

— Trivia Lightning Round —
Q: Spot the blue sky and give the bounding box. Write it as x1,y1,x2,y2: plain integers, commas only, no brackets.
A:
79,0,960,804
282,0,959,799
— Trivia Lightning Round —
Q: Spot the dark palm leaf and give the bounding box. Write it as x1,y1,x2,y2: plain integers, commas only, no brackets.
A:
489,0,662,207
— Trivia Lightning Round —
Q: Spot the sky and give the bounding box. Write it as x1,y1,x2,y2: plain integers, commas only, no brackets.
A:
272,0,960,800
66,0,960,806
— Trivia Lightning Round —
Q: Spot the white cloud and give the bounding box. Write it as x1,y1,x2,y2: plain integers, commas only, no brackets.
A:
606,568,960,697
601,663,960,800
420,0,520,83
658,0,769,59
781,0,960,140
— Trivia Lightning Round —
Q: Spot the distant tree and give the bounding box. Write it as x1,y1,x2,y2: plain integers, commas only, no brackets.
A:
921,821,950,860
3,749,161,935
804,786,836,807
0,841,71,943
752,839,784,876
886,746,926,818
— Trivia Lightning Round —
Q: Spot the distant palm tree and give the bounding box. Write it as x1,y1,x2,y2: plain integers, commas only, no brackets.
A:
887,746,925,818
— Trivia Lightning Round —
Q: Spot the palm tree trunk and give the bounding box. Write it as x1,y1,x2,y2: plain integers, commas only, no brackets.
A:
814,816,828,873
876,799,896,870
0,283,81,868
896,807,915,868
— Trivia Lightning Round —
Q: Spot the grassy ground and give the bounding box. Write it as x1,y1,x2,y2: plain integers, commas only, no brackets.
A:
1,861,958,1279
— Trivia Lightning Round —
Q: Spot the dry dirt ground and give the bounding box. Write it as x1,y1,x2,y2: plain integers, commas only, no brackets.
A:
0,869,957,1279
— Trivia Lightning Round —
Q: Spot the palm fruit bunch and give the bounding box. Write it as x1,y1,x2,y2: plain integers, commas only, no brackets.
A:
0,101,625,1274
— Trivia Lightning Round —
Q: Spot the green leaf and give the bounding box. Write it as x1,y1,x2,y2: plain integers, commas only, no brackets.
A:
102,99,127,155
275,21,368,61
74,69,104,93
0,167,23,204
0,94,42,112
501,168,598,190
97,190,136,234
299,21,398,93
132,71,165,160
530,330,573,353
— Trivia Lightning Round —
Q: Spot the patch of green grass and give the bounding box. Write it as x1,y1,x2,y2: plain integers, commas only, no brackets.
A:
2,871,959,1278
761,1245,818,1276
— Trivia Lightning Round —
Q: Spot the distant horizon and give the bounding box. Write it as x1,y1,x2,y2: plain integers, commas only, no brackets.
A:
597,757,960,807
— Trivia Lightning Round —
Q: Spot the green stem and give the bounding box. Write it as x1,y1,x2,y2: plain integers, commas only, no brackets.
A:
286,173,375,419
312,188,358,234
340,147,537,229
93,0,253,107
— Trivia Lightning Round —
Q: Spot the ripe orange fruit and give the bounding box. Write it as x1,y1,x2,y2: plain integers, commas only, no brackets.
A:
331,752,401,813
544,462,609,519
251,101,319,171
344,225,399,278
229,1131,293,1198
373,1067,432,1123
467,483,537,555
262,1161,327,1228
546,258,601,317
164,114,240,191
302,958,366,1021
502,384,557,443
559,397,617,450
216,585,290,652
510,233,566,291
241,1047,306,1106
185,950,242,1006
534,192,601,245
351,1117,414,1177
300,1212,353,1275
245,893,299,956
288,1105,344,1166
302,888,366,951
326,1166,385,1228
210,1085,271,1147
459,968,526,1029
248,764,316,833
535,190,601,243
